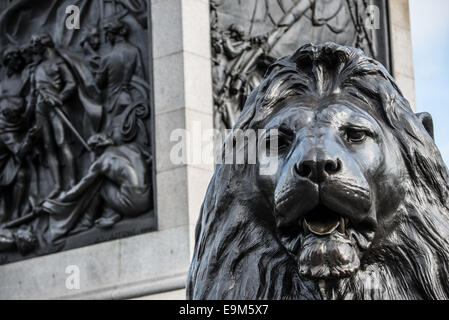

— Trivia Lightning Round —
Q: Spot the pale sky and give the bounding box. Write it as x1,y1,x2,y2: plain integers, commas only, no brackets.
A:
409,0,449,165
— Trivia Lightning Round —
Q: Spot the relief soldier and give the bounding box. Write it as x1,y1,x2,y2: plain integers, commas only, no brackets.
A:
43,133,152,243
96,20,145,133
80,27,101,73
30,32,78,198
0,47,38,223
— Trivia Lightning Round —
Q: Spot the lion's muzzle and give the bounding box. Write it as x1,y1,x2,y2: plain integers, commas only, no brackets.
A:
273,136,375,280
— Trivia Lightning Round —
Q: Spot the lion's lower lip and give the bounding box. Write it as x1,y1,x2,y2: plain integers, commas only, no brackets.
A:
303,206,345,236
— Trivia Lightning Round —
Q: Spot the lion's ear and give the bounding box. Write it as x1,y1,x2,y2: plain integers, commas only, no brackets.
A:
415,112,434,140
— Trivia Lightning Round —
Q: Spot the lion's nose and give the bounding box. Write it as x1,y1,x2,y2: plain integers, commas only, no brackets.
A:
295,158,342,183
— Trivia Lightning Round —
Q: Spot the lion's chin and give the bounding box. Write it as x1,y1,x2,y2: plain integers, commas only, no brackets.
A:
298,232,360,279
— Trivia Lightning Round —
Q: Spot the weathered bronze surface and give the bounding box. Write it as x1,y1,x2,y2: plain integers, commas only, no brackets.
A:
0,0,155,264
188,43,449,300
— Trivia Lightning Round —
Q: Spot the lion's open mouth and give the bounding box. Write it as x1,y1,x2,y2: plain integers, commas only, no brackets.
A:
294,204,362,280
303,205,346,236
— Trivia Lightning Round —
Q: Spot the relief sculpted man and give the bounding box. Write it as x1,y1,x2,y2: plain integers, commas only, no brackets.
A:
42,133,152,243
31,32,78,198
96,20,145,133
0,47,38,222
187,43,449,300
80,27,101,73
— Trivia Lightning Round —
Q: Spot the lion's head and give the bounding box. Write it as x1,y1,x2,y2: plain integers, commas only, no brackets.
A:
187,43,449,300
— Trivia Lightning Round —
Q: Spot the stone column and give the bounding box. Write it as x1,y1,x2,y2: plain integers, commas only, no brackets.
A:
389,0,416,110
141,0,215,299
152,0,214,255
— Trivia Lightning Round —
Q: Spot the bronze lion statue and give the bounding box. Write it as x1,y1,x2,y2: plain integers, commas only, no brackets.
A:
187,43,449,300
187,43,449,299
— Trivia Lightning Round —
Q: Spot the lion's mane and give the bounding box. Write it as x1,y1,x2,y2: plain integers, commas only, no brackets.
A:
187,43,449,300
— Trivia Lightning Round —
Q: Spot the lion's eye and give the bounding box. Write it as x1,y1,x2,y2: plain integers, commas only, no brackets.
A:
266,134,287,151
346,128,367,143
265,127,293,152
